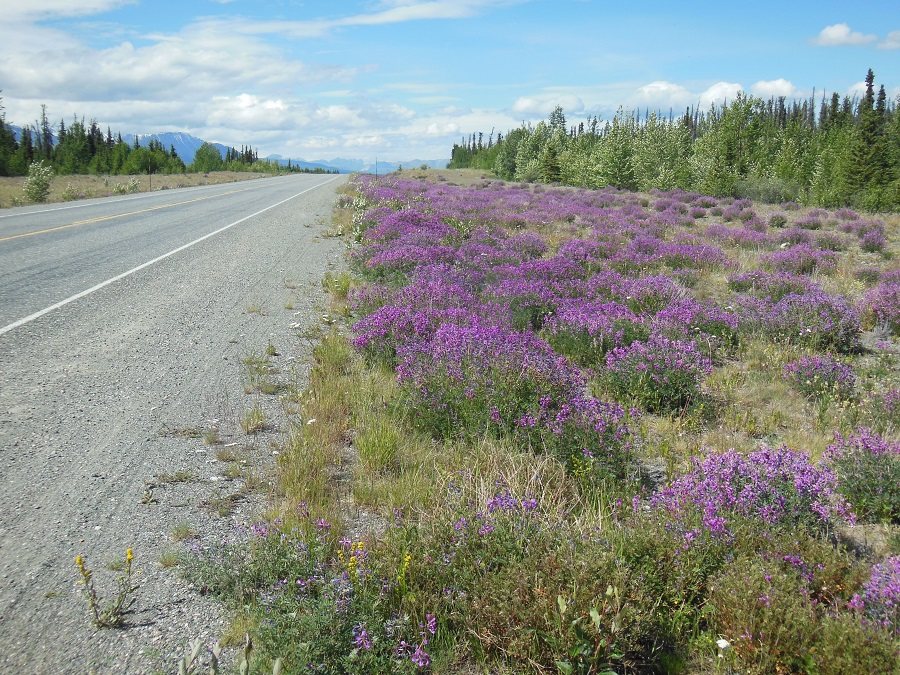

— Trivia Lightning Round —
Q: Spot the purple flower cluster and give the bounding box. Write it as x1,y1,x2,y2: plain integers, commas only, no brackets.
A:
850,556,900,634
860,281,900,334
762,244,837,275
652,298,740,351
543,300,646,367
734,289,861,353
871,389,900,432
396,321,585,439
825,430,900,523
782,355,856,401
604,332,712,413
705,223,774,249
652,446,853,537
726,270,819,301
541,397,637,479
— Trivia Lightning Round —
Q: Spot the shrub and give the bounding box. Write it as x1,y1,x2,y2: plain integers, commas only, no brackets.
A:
652,445,852,537
538,397,637,481
826,430,900,523
734,176,800,204
61,182,86,201
861,229,887,253
779,227,813,245
604,333,712,413
726,270,818,301
396,322,583,440
737,290,862,353
795,215,822,230
652,298,740,352
543,300,647,368
708,555,899,674
763,244,837,275
849,556,900,635
386,486,634,671
870,389,900,433
815,232,848,252
860,282,900,334
23,160,52,203
782,355,855,402
768,213,788,228
185,522,437,672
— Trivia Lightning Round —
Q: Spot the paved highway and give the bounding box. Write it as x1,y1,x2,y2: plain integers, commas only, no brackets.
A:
0,174,340,331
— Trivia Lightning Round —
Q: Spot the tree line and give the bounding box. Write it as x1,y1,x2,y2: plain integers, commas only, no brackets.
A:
449,69,900,210
0,99,335,177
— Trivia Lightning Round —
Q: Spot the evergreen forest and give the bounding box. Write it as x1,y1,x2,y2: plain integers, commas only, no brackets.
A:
449,69,900,211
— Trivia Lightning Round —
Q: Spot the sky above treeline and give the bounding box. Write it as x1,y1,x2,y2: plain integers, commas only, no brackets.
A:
1,0,899,162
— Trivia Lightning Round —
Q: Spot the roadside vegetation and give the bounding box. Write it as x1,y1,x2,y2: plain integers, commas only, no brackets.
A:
178,168,900,673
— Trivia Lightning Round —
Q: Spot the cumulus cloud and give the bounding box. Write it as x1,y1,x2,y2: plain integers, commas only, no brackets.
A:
633,81,692,108
813,23,877,46
751,78,796,98
880,30,900,49
698,82,744,108
0,23,356,103
847,80,869,98
511,94,585,117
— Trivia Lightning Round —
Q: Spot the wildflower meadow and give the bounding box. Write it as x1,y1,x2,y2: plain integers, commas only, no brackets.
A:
184,170,900,673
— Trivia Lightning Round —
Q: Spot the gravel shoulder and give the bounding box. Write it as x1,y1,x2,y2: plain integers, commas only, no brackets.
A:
0,175,348,673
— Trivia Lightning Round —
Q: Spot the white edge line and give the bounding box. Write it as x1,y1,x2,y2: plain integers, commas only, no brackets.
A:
0,175,340,337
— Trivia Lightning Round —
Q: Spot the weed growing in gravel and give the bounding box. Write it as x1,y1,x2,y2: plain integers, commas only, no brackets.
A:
203,427,222,445
156,469,196,484
75,548,139,628
240,403,267,434
242,352,279,395
172,522,198,542
159,551,180,569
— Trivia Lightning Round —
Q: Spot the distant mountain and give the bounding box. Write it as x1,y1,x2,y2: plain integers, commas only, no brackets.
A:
121,132,230,162
265,155,345,173
314,158,449,173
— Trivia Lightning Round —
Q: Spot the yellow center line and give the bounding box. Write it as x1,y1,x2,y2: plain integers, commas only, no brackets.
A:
0,185,260,243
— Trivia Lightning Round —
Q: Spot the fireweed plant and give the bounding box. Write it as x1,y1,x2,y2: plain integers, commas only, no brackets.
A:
184,174,900,673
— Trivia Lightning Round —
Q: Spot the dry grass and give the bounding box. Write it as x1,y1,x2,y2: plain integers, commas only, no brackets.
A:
0,170,271,208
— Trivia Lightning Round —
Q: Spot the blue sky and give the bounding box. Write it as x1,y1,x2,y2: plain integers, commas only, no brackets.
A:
1,0,898,162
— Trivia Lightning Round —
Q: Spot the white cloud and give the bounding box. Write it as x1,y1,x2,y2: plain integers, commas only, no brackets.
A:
698,82,743,108
880,30,900,49
751,78,796,98
214,0,529,39
847,81,869,98
511,94,585,117
0,23,357,103
633,81,692,108
3,0,133,22
813,23,877,46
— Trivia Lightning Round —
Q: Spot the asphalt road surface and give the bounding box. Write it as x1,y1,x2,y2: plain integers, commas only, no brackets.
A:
0,173,348,672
